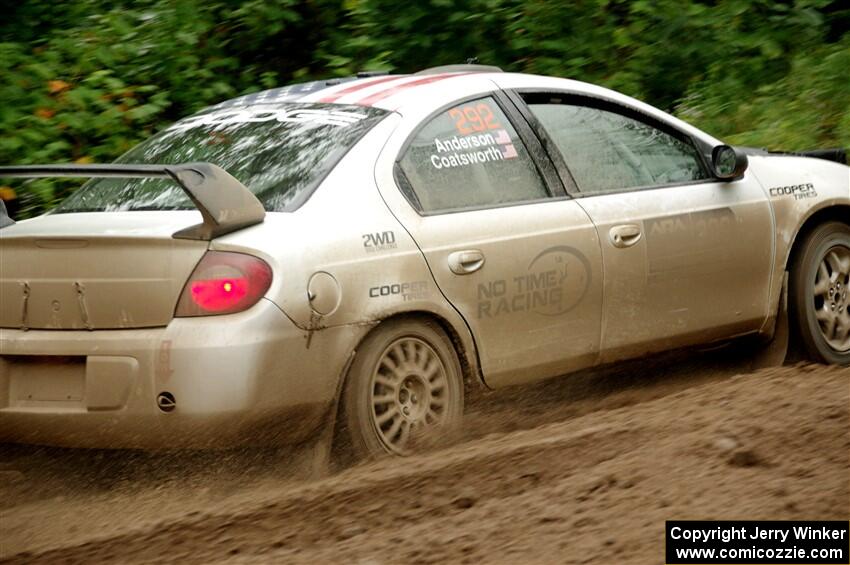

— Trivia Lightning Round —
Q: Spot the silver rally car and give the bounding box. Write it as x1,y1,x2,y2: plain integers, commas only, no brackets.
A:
1,65,848,456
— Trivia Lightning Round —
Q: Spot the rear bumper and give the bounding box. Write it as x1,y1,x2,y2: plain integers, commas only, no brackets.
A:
0,299,368,448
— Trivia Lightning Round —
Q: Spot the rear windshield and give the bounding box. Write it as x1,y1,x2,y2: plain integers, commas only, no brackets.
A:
55,103,387,213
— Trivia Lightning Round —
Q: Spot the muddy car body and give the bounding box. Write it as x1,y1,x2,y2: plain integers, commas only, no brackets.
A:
1,66,848,454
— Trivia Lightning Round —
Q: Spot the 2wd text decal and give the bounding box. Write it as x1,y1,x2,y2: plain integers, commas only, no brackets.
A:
362,230,397,253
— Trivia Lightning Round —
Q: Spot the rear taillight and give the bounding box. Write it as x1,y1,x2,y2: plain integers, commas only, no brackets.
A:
175,251,272,317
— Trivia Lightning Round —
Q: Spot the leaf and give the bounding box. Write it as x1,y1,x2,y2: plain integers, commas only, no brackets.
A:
47,79,71,94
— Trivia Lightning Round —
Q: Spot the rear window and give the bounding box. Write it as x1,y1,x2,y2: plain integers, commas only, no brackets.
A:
56,103,387,213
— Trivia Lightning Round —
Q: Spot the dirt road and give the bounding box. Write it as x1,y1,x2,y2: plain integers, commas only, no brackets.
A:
2,353,848,564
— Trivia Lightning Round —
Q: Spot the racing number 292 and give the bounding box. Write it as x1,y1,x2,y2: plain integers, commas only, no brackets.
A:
449,103,502,135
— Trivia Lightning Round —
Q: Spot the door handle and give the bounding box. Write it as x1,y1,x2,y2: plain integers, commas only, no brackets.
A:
448,250,485,275
609,224,642,248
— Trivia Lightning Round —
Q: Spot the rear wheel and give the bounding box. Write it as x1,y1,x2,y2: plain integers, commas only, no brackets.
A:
790,221,850,365
341,318,464,459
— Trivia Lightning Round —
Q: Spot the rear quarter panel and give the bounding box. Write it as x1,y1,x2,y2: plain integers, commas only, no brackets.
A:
207,114,481,379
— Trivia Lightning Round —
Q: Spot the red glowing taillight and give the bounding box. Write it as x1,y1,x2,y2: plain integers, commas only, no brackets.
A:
175,251,272,317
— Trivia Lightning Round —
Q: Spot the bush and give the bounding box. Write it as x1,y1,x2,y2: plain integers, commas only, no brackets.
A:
1,0,848,218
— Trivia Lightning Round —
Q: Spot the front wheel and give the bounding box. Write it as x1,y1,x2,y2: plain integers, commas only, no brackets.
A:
340,318,464,459
790,221,850,365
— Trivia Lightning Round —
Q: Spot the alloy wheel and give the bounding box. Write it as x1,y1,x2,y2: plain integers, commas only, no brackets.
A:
369,337,450,454
812,244,850,352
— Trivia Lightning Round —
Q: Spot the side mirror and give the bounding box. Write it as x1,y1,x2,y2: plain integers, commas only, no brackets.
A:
711,145,748,181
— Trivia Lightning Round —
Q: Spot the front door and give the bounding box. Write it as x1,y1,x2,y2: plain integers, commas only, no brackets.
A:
517,94,774,362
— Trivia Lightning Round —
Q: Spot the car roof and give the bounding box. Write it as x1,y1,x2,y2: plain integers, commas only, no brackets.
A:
207,64,499,110
208,72,482,111
206,71,601,117
207,68,721,148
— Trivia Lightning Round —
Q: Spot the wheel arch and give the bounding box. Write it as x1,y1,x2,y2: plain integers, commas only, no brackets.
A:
325,309,485,458
785,204,850,271
783,206,850,364
327,307,484,423
352,310,485,393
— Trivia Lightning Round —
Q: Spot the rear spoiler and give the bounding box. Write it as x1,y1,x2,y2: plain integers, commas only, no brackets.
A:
0,162,265,240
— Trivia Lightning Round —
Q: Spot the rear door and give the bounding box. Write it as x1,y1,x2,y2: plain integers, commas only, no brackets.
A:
510,92,774,362
378,94,603,388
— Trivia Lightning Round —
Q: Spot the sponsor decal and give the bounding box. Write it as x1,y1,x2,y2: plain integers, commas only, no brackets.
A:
645,208,738,275
170,106,368,132
769,183,817,200
213,80,345,109
448,102,502,135
429,101,518,169
646,208,735,238
430,129,518,170
476,246,591,318
369,281,429,302
357,73,470,107
362,230,397,252
317,75,402,104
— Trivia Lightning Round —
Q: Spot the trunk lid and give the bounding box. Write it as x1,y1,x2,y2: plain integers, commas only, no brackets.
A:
0,211,208,330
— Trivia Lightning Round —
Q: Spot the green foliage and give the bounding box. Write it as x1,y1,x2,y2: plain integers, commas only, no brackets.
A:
1,0,848,217
680,36,850,150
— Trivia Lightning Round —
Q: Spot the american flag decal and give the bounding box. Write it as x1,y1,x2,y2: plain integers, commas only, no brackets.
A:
493,129,512,145
501,144,518,159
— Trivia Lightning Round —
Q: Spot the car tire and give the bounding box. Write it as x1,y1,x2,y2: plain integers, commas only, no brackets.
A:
789,221,850,365
340,317,464,459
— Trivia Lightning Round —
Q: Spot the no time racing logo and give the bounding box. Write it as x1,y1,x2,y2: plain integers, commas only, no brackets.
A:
476,246,591,319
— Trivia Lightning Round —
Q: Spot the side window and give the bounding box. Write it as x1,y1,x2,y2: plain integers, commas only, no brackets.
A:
527,103,709,194
398,97,549,213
